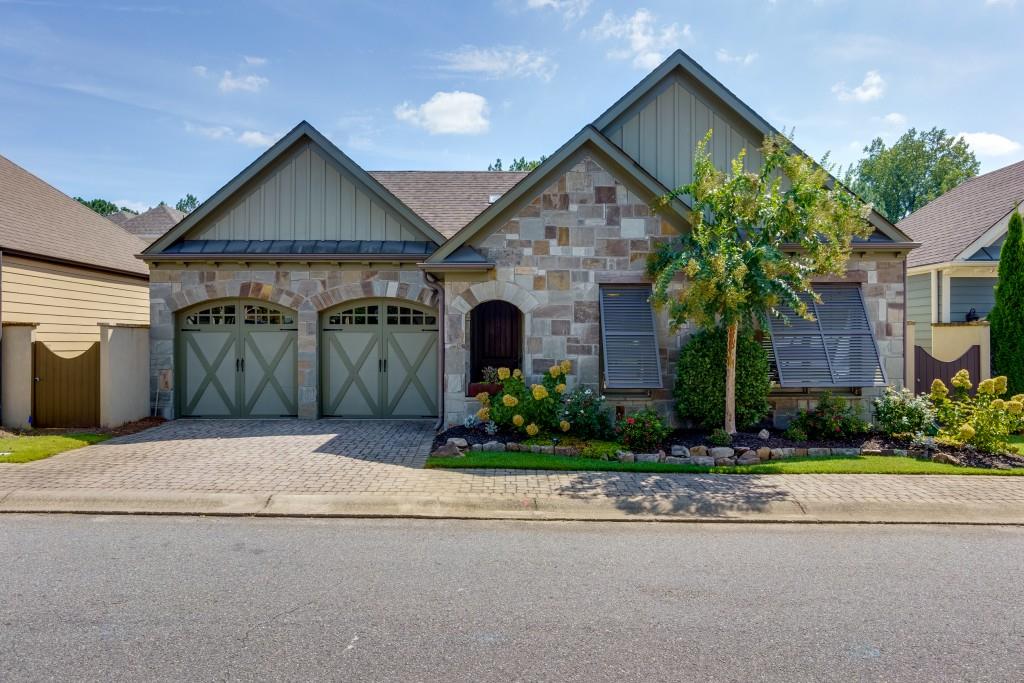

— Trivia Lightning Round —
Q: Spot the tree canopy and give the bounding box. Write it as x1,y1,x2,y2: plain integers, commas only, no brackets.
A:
488,156,547,172
989,209,1024,395
175,194,199,213
74,197,136,216
843,127,979,222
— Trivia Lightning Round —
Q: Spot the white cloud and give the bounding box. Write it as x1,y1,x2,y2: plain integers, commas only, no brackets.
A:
437,46,556,82
832,70,885,102
526,0,591,21
881,112,906,126
394,91,490,135
184,122,233,139
715,48,758,66
236,130,279,148
218,71,269,93
588,9,690,70
957,131,1022,156
114,199,150,213
985,0,1016,6
191,65,208,78
243,55,268,66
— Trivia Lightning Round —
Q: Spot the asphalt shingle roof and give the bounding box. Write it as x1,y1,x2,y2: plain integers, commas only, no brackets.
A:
120,204,185,239
369,171,528,239
0,154,148,276
898,159,1024,268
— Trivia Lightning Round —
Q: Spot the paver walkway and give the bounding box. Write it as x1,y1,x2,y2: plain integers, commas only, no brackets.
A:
1,420,1023,520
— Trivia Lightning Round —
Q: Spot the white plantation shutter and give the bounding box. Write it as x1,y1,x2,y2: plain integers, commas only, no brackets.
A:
599,286,663,389
768,284,887,387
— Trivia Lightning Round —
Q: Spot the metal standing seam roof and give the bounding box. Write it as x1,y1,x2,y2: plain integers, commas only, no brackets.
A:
160,239,440,257
898,158,1024,268
0,154,149,276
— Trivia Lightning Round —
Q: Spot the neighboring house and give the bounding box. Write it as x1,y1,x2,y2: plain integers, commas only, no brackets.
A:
0,154,150,428
120,204,185,244
141,50,915,426
107,210,135,226
898,160,1023,353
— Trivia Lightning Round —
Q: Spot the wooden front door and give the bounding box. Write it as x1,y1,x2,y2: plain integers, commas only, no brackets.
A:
32,341,100,427
470,301,522,381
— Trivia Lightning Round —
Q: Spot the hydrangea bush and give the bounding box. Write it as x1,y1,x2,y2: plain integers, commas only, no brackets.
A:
929,370,1023,453
476,361,573,436
873,387,935,437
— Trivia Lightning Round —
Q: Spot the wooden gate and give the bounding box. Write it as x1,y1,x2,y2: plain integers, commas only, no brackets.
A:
914,344,981,395
32,341,100,427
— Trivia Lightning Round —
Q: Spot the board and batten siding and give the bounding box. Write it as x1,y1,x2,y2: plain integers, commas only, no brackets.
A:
601,74,764,193
189,141,423,242
1,255,149,357
949,276,997,323
907,273,933,353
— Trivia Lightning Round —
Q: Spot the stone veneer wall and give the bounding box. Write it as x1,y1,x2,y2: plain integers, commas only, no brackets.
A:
149,265,435,418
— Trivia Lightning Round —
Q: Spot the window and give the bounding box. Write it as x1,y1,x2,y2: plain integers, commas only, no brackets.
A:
328,305,380,326
242,304,294,326
599,286,663,390
184,304,236,326
767,284,886,388
385,305,436,327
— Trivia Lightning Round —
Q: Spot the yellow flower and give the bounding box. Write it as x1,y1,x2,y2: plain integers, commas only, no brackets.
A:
476,407,490,421
525,423,539,436
1008,401,1023,415
559,359,571,373
951,369,972,391
555,383,567,394
475,391,490,404
1013,394,1024,404
512,414,524,427
559,420,570,432
502,394,518,408
958,424,976,441
497,367,511,381
513,369,523,379
994,375,1008,395
531,384,549,401
549,365,562,378
978,378,996,395
930,379,949,400
992,398,1006,410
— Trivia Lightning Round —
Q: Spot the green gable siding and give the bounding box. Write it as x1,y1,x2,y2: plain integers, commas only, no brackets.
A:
907,273,932,353
950,276,997,323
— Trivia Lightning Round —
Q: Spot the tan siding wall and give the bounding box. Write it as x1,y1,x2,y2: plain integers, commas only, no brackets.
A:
189,141,424,242
603,74,763,191
2,256,149,357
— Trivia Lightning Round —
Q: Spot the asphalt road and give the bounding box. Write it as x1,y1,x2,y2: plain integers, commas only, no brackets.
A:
1,516,1022,682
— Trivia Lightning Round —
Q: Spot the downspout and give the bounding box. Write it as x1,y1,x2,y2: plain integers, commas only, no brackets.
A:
424,270,445,431
902,256,909,389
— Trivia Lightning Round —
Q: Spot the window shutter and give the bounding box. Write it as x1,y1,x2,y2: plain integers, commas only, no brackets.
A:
768,285,886,388
599,286,663,389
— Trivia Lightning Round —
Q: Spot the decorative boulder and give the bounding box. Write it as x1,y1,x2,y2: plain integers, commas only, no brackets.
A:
807,447,831,457
756,447,772,461
671,445,690,458
736,452,761,465
507,442,520,452
690,445,709,457
932,452,962,466
758,429,771,441
714,456,736,466
446,437,468,449
617,451,635,463
636,453,660,463
832,447,860,456
691,456,715,467
472,443,483,452
431,443,463,457
709,447,735,459
664,456,691,465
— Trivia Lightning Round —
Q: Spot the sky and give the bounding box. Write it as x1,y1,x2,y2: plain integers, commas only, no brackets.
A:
1,0,1022,212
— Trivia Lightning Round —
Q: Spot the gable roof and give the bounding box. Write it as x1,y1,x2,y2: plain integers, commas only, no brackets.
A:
108,210,135,226
144,121,447,256
426,126,690,264
370,171,527,239
121,204,184,238
898,159,1024,268
0,154,148,277
594,49,914,245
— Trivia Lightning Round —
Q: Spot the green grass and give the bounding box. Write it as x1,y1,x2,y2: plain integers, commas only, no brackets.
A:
1009,435,1024,454
0,433,110,464
427,451,1024,476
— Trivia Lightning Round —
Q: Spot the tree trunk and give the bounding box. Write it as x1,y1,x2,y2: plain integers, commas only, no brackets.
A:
724,321,738,435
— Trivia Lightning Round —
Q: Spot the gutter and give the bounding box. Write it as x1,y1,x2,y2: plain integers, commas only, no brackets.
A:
417,262,495,273
142,253,431,264
423,271,445,431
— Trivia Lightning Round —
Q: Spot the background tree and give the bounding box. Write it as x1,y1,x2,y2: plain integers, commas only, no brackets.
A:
74,197,136,216
487,155,547,172
175,193,199,213
988,208,1024,395
648,132,871,433
844,127,979,221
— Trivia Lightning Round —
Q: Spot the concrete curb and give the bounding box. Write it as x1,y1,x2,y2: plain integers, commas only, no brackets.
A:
1,487,1022,524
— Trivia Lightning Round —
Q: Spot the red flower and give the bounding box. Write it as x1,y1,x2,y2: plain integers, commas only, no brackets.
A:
627,417,635,425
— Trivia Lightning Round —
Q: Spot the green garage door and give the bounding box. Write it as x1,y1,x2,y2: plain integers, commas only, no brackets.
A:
178,301,298,417
321,301,438,418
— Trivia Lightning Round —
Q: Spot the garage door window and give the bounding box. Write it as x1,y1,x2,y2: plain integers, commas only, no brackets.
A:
329,305,380,326
386,304,436,326
243,304,294,326
185,304,236,326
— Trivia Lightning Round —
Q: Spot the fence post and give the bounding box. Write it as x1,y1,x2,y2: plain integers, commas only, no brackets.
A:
2,322,37,429
99,323,151,428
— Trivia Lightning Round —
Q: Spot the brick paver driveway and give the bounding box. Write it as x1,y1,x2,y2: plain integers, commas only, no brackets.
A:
1,420,1023,515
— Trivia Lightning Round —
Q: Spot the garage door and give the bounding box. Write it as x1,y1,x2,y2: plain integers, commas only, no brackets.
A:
321,301,438,418
178,301,298,417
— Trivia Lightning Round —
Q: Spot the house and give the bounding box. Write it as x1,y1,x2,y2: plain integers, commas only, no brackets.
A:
108,209,135,227
142,50,916,426
119,204,185,244
0,154,150,428
899,160,1023,353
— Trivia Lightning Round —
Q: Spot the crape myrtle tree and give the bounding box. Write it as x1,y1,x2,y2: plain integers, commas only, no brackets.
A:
647,132,872,434
989,208,1024,395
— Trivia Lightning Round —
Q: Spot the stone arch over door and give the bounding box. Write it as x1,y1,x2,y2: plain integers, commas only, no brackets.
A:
316,281,436,312
167,282,303,313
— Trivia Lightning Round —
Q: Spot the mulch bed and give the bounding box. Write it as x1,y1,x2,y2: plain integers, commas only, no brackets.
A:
0,416,166,440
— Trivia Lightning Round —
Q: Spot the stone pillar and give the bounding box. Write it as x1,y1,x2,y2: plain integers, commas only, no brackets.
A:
297,301,318,418
2,322,37,429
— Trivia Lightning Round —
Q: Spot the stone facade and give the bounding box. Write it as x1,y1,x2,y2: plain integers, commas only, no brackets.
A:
149,264,435,418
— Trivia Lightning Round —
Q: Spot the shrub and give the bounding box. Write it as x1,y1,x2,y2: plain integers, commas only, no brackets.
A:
559,387,613,440
483,360,573,435
782,425,807,442
989,210,1024,396
788,392,869,440
674,327,771,430
579,440,621,460
616,409,670,452
708,428,732,447
929,370,1021,453
873,387,935,437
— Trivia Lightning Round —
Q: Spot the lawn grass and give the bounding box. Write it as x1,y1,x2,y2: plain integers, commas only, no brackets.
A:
0,433,111,464
1009,435,1024,454
426,451,1024,476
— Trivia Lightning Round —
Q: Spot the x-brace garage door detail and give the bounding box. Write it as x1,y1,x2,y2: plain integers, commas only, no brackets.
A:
321,301,438,418
178,301,298,417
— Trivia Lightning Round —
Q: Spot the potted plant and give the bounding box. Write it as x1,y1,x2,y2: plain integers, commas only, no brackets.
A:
467,366,503,398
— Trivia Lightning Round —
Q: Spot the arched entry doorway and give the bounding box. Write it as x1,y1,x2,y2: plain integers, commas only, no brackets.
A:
470,300,523,381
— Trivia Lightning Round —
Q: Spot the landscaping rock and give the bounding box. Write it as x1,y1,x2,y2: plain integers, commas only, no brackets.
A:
758,429,771,441
908,448,927,458
617,451,635,463
714,456,736,466
736,452,761,465
885,448,908,457
807,447,831,457
691,455,715,467
482,441,505,452
832,447,860,456
756,447,772,461
507,442,519,452
542,445,555,454
554,446,575,456
690,445,709,457
671,445,690,458
446,437,468,449
430,443,463,457
664,456,691,465
658,450,667,462
793,448,808,457
710,447,735,459
636,453,660,463
530,445,542,453
860,439,883,455
471,444,483,452
932,452,962,466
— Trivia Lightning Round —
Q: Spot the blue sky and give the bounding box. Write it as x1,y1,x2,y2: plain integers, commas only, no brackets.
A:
2,0,1022,212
